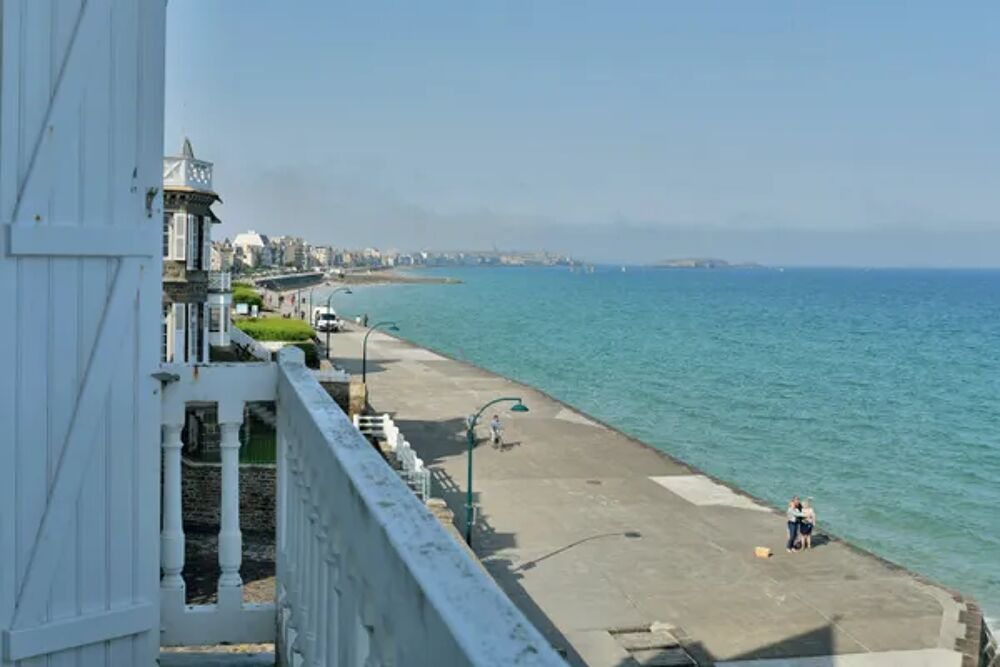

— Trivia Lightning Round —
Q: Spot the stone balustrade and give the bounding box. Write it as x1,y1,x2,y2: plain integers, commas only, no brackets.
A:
164,155,214,191
158,348,561,665
277,348,562,666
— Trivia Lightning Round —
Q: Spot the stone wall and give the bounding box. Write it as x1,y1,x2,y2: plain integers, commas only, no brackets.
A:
181,458,275,535
318,377,367,416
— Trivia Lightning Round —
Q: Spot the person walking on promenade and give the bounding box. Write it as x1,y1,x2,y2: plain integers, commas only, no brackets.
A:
799,499,816,549
786,496,804,553
490,414,503,449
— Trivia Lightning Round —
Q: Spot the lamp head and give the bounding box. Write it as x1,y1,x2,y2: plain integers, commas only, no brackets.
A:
388,323,400,332
510,402,529,413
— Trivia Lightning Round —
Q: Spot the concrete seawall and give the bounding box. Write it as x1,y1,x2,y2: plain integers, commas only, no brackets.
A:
333,324,987,666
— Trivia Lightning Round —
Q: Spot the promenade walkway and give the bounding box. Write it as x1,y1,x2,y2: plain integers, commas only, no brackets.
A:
333,326,979,666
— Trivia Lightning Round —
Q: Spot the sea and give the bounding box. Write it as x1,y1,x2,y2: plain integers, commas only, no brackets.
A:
318,266,1000,625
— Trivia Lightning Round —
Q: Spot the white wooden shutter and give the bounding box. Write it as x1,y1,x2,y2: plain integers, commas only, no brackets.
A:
202,217,212,270
173,212,186,261
0,1,165,664
187,304,198,363
186,214,196,270
174,303,186,363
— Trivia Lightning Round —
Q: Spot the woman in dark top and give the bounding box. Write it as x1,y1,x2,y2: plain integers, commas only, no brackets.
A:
799,499,816,549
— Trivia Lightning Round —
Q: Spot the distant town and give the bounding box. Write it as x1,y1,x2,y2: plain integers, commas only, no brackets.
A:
211,230,578,274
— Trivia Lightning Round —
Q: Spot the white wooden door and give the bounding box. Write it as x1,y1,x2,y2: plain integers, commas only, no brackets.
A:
0,1,165,665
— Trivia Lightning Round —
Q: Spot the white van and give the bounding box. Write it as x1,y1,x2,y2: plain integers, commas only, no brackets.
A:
312,306,341,332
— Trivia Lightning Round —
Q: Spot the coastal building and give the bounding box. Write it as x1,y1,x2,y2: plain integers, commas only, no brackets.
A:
211,239,235,271
232,229,273,268
310,244,335,268
162,138,232,361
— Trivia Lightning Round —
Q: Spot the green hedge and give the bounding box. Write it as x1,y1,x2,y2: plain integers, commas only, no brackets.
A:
235,317,314,342
232,285,263,308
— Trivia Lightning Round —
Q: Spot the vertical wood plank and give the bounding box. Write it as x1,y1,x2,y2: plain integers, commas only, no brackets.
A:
134,0,166,660
0,0,25,643
76,18,112,661
14,8,55,667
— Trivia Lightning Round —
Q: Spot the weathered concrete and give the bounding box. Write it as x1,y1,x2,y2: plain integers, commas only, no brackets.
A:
159,648,275,666
336,326,980,666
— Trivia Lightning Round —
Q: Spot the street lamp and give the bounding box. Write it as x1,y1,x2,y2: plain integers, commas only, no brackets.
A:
362,321,399,383
465,397,529,546
321,287,352,361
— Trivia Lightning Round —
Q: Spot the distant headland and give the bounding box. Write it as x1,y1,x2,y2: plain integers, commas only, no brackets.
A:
650,258,763,269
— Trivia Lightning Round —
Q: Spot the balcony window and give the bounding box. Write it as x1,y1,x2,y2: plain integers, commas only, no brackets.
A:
209,306,221,333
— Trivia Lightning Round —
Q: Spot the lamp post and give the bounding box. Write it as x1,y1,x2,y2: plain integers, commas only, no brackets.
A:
362,321,399,383
464,397,529,546
321,287,352,361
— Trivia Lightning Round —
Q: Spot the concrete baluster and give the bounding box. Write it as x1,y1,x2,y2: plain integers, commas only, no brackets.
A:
337,573,359,666
356,594,383,667
324,537,342,663
372,621,395,667
293,460,311,653
281,438,299,614
218,420,244,609
313,514,330,667
161,423,186,592
358,591,376,667
275,427,290,608
286,439,305,655
304,492,321,662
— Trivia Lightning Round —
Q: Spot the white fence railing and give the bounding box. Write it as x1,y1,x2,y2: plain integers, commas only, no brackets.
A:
354,413,432,501
278,348,561,666
208,270,231,292
230,325,273,362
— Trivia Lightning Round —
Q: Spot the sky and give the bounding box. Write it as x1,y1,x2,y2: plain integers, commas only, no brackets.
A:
165,1,1000,267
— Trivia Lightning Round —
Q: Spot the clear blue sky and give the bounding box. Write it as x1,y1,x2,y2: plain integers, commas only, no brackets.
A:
165,1,1000,266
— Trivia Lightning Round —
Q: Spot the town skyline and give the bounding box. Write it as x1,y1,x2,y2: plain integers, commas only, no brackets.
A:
213,227,579,273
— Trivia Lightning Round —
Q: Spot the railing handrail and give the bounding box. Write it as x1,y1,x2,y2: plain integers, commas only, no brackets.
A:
277,347,562,666
230,326,272,362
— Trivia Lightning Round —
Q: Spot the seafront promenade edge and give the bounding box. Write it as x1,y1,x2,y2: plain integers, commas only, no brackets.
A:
333,322,989,667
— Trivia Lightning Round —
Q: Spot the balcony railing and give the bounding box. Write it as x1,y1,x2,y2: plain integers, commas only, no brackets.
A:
208,270,231,292
159,347,562,665
164,155,214,191
230,325,273,362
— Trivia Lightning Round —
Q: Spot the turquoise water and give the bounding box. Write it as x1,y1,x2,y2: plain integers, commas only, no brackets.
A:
322,267,1000,622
